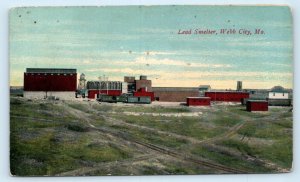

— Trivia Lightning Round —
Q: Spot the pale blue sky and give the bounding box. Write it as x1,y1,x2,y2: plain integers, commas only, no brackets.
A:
9,6,293,89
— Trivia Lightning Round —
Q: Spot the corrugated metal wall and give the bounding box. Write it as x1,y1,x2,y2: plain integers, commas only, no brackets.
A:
87,81,122,90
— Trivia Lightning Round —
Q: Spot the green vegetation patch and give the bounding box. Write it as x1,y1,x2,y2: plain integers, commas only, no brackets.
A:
111,114,226,141
218,138,292,170
238,119,292,140
65,123,90,132
210,115,241,127
116,106,191,113
219,139,258,157
110,124,188,149
191,145,271,173
94,104,191,113
10,130,132,176
255,139,292,169
67,103,93,113
10,98,132,176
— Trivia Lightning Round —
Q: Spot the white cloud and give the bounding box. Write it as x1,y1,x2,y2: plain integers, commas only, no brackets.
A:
89,67,291,80
112,56,232,68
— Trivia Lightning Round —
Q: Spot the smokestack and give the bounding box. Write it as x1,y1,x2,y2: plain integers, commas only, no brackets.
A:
237,81,242,91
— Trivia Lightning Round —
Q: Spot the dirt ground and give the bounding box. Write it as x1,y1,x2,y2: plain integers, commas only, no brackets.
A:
10,97,293,176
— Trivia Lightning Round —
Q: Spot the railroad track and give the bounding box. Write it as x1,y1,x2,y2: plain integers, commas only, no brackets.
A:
57,154,158,176
133,140,248,174
91,126,249,174
12,110,249,173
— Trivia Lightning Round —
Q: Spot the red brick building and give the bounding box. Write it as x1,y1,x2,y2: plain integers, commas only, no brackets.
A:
186,97,211,106
133,88,155,101
246,100,268,112
205,91,249,102
23,68,77,100
152,87,199,102
135,75,152,92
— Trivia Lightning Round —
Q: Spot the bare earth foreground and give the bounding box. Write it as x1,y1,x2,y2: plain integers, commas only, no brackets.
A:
10,96,293,176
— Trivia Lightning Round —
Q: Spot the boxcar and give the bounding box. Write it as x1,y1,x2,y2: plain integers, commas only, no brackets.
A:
127,96,151,104
116,95,128,102
100,95,117,103
127,96,139,103
268,99,292,106
138,96,152,104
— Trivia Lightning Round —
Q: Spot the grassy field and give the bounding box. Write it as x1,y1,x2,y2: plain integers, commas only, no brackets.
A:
10,97,293,176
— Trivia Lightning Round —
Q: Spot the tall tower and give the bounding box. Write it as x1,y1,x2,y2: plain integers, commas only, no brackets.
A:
78,73,86,90
237,81,242,91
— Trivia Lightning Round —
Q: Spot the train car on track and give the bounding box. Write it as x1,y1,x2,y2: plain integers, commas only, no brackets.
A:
97,94,151,104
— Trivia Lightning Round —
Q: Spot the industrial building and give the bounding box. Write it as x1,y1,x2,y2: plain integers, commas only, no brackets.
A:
124,76,136,93
267,86,292,106
135,75,152,92
133,88,155,101
123,75,152,93
85,75,153,100
86,81,127,99
87,77,251,103
199,85,211,96
22,68,292,108
23,68,77,100
246,100,268,112
152,87,199,102
242,86,292,106
186,97,211,106
123,76,198,102
85,74,200,102
268,86,289,99
205,91,249,102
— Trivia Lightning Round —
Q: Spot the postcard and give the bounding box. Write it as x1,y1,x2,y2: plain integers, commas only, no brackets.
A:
9,6,293,176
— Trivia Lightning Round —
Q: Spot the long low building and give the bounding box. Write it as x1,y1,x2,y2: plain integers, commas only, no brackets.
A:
205,91,249,102
152,87,199,102
23,68,77,100
86,81,127,99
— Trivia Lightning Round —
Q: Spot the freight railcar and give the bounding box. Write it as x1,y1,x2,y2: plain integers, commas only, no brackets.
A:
100,95,117,103
97,94,151,104
127,96,151,104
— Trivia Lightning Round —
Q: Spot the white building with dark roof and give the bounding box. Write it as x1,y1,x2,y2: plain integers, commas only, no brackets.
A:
268,86,289,99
